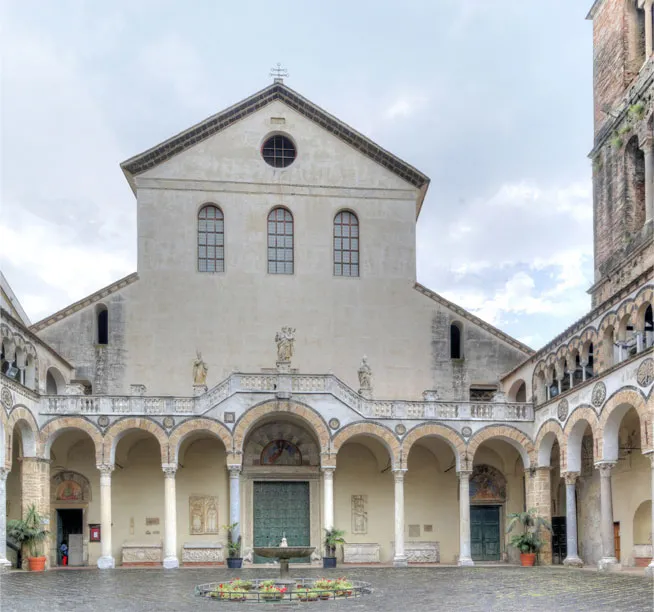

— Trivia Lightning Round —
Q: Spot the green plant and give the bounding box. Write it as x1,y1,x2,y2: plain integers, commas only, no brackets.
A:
506,508,552,554
618,124,632,136
323,528,346,557
629,102,646,120
6,504,49,558
258,580,276,589
222,522,241,558
610,132,624,149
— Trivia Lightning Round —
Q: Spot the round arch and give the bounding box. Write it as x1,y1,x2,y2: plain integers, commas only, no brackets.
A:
39,417,104,465
534,420,566,468
103,417,169,465
507,379,528,402
232,400,330,456
598,388,651,462
331,422,401,469
168,418,233,464
7,405,39,466
401,423,465,470
564,406,600,472
45,366,66,395
466,425,535,469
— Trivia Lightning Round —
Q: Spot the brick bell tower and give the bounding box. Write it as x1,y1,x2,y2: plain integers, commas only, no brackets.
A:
587,0,653,308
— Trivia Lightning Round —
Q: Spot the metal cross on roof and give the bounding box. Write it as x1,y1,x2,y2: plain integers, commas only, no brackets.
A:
270,62,289,83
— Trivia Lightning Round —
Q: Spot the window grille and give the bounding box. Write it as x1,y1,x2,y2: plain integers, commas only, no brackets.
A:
268,207,294,274
334,211,359,277
198,205,225,273
262,135,296,168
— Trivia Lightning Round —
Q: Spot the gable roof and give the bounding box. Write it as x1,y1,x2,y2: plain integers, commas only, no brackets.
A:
120,81,431,217
414,283,535,356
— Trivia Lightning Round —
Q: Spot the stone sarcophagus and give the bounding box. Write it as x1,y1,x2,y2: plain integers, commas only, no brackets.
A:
403,541,440,563
121,542,163,566
342,543,381,564
182,542,224,565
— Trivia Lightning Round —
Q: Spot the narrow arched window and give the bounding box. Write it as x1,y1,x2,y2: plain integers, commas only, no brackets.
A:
334,211,359,277
198,205,225,272
267,207,293,274
97,305,108,345
450,322,463,359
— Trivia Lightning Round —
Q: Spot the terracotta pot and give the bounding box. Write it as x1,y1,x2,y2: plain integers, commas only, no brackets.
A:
520,552,536,567
28,556,47,572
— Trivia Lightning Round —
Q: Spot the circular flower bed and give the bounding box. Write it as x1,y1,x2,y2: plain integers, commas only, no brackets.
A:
195,577,372,603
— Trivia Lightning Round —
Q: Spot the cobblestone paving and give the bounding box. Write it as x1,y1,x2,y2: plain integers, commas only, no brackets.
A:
1,567,653,612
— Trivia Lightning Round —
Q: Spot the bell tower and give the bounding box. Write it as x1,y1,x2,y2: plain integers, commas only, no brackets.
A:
587,0,653,307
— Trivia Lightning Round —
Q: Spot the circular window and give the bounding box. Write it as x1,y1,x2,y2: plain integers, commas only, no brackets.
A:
261,134,296,168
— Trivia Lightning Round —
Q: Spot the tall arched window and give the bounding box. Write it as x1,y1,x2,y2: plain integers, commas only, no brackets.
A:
97,305,108,345
267,207,293,274
450,322,463,359
198,205,225,272
334,211,359,277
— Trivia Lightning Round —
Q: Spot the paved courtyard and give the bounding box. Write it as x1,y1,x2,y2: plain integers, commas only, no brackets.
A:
0,566,652,611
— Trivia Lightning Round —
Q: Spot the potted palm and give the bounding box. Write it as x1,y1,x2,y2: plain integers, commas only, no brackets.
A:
506,508,552,566
323,528,346,569
223,522,242,569
7,504,49,571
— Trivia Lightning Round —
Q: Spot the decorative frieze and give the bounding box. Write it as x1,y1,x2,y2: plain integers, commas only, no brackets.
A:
403,541,440,563
182,542,224,565
121,542,162,565
342,543,380,564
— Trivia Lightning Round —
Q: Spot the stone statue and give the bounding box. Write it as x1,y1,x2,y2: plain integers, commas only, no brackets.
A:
358,356,372,390
275,327,296,363
280,536,288,548
192,351,208,385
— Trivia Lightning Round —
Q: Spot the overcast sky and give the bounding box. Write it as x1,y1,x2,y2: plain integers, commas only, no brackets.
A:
1,0,594,350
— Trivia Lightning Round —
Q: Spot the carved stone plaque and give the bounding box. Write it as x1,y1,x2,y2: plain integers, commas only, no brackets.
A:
189,496,219,535
591,382,606,407
557,399,569,422
351,495,368,535
637,358,654,387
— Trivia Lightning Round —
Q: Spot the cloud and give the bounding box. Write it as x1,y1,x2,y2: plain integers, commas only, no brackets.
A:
383,93,429,120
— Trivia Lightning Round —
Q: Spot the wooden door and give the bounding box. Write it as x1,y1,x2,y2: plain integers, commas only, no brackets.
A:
551,517,567,564
613,522,620,561
470,506,501,561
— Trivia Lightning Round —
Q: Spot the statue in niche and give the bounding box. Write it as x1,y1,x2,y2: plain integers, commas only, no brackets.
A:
351,495,368,535
275,327,295,362
192,351,208,385
358,356,372,390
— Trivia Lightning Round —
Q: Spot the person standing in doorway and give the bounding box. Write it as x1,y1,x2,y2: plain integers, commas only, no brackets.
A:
60,541,68,566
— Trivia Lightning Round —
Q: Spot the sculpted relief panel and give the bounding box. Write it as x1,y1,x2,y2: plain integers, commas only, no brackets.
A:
351,495,368,535
189,496,220,535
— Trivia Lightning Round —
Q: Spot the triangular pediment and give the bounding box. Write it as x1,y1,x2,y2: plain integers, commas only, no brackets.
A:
121,82,430,214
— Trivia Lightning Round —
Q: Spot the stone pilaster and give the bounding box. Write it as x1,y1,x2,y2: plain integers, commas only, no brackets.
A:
162,464,179,569
526,467,552,565
646,454,654,577
0,469,11,570
228,465,241,542
596,461,620,571
457,470,474,566
19,457,50,568
392,469,407,567
562,472,583,567
97,464,115,569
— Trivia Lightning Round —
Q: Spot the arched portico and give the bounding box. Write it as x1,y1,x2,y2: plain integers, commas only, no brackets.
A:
467,425,535,469
535,420,566,469
103,418,169,465
168,418,232,464
40,417,104,465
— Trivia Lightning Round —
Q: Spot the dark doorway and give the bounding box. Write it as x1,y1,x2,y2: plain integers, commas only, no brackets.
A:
551,516,567,564
471,505,501,561
56,509,83,566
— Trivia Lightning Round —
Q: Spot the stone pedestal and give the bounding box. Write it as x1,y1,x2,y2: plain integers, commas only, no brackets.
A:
192,384,207,397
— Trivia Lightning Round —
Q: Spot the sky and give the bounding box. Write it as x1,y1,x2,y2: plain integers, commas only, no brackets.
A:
0,0,594,350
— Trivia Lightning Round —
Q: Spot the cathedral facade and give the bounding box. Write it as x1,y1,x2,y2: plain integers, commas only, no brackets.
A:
0,0,653,572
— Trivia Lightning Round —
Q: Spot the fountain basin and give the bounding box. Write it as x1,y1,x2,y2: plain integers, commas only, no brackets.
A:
253,546,315,560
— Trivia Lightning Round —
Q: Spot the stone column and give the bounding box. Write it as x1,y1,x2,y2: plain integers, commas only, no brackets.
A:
0,469,11,570
97,464,115,569
636,331,645,354
596,462,620,570
646,454,654,576
644,139,654,226
580,360,588,382
457,470,474,566
562,472,583,567
228,465,241,542
392,469,407,567
322,467,335,532
162,464,179,569
645,0,653,60
20,457,50,568
526,467,552,565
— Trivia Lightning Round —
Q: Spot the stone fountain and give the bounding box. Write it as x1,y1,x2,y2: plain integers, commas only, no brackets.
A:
253,536,315,582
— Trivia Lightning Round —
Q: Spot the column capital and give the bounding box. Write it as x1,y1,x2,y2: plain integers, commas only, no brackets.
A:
321,466,335,478
227,464,241,477
457,470,473,481
595,461,617,476
96,464,115,475
563,471,580,485
0,467,7,482
18,456,51,464
162,463,178,478
392,468,407,483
